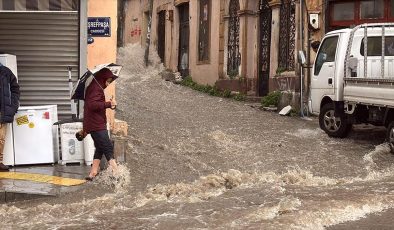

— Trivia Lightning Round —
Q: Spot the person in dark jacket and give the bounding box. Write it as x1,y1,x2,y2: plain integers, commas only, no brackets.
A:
0,63,20,171
84,68,117,180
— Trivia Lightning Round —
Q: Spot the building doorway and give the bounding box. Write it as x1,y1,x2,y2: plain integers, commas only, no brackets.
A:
258,0,272,96
178,3,189,77
157,10,166,63
227,0,240,78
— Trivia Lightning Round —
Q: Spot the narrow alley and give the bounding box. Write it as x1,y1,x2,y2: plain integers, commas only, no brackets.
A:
1,45,393,229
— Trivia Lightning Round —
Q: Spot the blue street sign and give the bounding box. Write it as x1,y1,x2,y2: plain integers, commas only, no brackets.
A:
88,17,111,37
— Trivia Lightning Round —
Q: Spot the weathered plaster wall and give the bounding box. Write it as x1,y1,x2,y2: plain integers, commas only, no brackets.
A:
189,0,221,85
88,0,118,128
124,0,143,44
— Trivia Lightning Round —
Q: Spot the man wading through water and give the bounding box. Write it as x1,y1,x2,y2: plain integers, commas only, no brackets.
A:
0,63,20,171
82,68,118,180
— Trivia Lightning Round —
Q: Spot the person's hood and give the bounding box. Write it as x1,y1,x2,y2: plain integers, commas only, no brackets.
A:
94,68,114,89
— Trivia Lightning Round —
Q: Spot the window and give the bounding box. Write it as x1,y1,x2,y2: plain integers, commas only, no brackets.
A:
360,36,394,56
314,36,339,75
198,0,210,62
278,0,296,71
391,0,394,17
332,2,355,21
360,0,384,19
329,0,393,30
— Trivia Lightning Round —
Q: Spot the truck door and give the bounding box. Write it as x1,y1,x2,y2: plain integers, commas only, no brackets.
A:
310,35,339,114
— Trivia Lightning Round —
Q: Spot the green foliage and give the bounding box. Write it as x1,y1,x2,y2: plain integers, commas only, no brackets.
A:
222,89,232,98
276,67,287,75
289,108,299,117
180,76,195,87
233,93,246,101
227,70,239,79
180,76,245,101
261,91,282,107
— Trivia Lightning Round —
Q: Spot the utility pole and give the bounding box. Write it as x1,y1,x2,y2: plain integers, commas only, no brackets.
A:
144,0,154,67
299,0,304,117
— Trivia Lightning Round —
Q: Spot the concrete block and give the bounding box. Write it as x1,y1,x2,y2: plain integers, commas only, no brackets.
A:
279,105,292,116
113,136,128,163
112,119,128,137
278,91,300,111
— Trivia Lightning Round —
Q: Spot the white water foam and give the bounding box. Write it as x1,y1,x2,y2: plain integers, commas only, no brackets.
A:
94,163,131,194
249,196,302,221
208,130,253,154
286,128,324,139
291,196,394,230
116,43,163,85
363,143,391,170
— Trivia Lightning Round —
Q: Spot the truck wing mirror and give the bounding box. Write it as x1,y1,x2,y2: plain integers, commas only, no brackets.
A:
347,57,358,70
347,57,358,77
298,51,306,65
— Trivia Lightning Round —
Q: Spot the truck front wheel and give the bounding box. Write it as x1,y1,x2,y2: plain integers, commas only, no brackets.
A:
319,103,351,138
387,121,394,154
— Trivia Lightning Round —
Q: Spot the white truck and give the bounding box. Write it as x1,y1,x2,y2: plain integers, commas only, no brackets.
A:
309,23,394,153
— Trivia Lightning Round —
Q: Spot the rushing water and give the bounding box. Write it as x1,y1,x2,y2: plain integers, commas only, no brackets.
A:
1,44,394,229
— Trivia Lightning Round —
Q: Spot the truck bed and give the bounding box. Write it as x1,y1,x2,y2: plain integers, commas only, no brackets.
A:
343,77,394,108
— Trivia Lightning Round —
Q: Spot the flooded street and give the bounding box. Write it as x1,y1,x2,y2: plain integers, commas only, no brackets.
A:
2,44,394,229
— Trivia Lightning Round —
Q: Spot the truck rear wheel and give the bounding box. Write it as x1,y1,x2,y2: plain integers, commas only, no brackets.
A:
387,121,394,154
319,103,351,138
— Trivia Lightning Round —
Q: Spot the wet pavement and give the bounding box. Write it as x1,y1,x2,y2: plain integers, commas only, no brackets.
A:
0,165,89,203
2,44,394,229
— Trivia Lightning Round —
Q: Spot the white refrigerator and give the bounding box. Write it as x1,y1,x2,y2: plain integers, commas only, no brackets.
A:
0,54,18,77
11,105,59,165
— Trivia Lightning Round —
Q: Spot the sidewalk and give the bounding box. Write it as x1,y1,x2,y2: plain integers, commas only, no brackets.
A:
0,164,90,203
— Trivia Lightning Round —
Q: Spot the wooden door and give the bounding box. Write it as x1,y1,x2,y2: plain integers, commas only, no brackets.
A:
157,10,166,63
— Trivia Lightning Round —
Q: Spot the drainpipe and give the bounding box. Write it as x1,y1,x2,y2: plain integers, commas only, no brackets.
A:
144,0,154,67
304,0,311,107
299,0,304,117
306,11,311,99
240,2,248,80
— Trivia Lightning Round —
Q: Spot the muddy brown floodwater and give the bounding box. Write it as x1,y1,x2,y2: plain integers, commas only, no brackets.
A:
1,44,394,230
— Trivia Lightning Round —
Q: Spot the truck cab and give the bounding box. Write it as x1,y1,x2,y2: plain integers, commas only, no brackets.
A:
309,23,394,152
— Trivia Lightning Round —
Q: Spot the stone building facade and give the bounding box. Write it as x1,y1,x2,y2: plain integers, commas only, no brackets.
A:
118,0,394,98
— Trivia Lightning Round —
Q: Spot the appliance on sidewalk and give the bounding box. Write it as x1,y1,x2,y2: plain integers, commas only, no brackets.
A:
12,105,59,165
0,54,18,77
83,134,95,166
0,54,18,166
58,122,84,165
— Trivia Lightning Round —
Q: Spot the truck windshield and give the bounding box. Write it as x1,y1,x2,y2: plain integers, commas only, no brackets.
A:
314,36,338,75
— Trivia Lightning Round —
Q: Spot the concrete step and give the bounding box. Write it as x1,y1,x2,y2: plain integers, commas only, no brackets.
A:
0,189,56,203
245,96,262,103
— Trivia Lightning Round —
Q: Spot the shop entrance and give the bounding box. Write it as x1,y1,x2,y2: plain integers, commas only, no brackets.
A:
0,11,80,119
